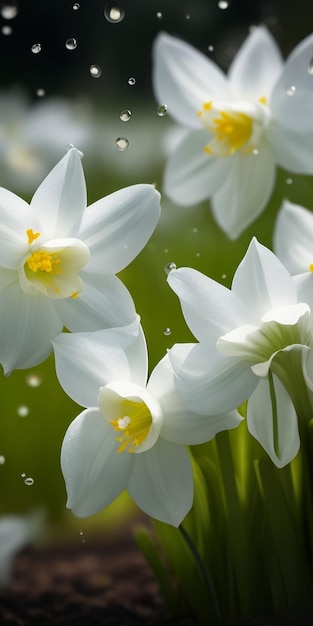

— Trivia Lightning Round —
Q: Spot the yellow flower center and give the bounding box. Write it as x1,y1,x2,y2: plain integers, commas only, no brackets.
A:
211,110,252,154
110,397,152,453
26,250,61,274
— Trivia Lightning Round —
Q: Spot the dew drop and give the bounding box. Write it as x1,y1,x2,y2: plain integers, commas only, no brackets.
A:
286,85,296,96
208,44,214,52
157,104,167,116
90,64,102,78
120,109,131,122
0,455,5,465
24,477,34,486
31,43,42,54
104,2,125,23
17,405,29,417
128,76,136,86
164,261,176,275
286,177,293,185
72,2,80,9
1,24,12,34
218,0,229,8
156,11,162,19
36,88,45,97
0,1,18,19
308,58,313,75
25,373,42,387
115,137,129,150
164,327,171,336
65,37,77,50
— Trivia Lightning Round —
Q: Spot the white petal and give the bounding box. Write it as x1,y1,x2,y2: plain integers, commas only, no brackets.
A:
163,130,229,206
148,353,242,444
168,342,258,415
270,33,313,133
266,119,313,174
274,200,313,275
247,376,300,467
52,318,145,407
168,267,246,341
0,268,16,293
0,280,62,373
79,184,160,274
232,238,297,322
0,189,39,268
61,408,133,517
54,272,136,331
152,32,231,128
293,272,313,311
128,438,193,526
211,140,276,239
229,26,283,101
30,147,86,239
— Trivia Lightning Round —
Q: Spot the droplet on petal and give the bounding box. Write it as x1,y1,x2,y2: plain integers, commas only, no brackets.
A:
157,104,167,116
104,1,125,23
120,109,132,121
164,261,176,275
90,64,102,78
65,37,77,50
17,405,29,417
31,43,42,54
128,76,136,86
286,85,296,96
0,1,18,19
115,137,129,150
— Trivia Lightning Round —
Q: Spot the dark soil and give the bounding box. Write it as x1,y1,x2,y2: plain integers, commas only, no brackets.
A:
0,528,312,626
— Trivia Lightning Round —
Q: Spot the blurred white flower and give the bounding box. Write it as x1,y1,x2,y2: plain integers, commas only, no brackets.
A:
153,27,313,238
0,146,161,373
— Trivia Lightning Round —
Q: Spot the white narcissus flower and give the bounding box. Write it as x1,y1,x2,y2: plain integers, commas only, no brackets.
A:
52,318,240,526
166,238,313,466
153,27,313,238
0,146,161,373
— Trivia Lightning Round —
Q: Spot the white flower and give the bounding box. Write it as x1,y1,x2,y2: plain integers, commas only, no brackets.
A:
0,510,45,586
153,27,313,238
166,238,313,466
0,146,161,373
52,318,240,526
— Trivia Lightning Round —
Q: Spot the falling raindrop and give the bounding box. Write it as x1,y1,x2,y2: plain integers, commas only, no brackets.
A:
17,405,29,417
208,44,214,52
115,137,129,150
1,24,12,34
218,0,229,8
90,64,102,78
128,76,136,86
308,58,313,75
21,472,26,478
120,109,132,121
185,13,190,19
196,252,201,257
286,177,293,185
0,455,5,465
192,227,198,233
31,43,42,54
104,1,125,23
65,37,77,50
164,327,171,336
157,104,167,116
26,373,42,387
286,85,296,96
72,2,80,9
24,477,34,486
252,148,259,155
156,11,162,19
36,88,45,97
0,1,18,19
222,273,227,279
164,261,176,275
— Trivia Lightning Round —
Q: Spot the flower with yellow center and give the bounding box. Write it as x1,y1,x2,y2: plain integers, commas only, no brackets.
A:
153,27,313,238
0,146,161,372
53,320,240,525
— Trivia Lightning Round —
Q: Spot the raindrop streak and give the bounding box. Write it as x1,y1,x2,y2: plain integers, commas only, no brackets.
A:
120,109,132,121
26,373,42,387
24,477,34,486
164,262,176,275
218,0,229,8
164,328,171,336
0,1,18,19
90,65,102,78
128,76,136,86
115,137,129,150
65,37,77,50
286,85,296,96
157,104,167,116
73,2,80,9
308,58,313,75
17,405,29,417
104,1,125,23
0,455,5,465
1,25,12,34
31,43,42,54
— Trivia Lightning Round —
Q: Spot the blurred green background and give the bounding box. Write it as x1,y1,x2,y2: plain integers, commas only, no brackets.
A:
1,0,313,540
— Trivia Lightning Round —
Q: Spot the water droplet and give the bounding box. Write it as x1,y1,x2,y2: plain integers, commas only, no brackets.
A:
156,11,162,19
17,405,29,417
104,1,125,23
25,373,42,387
252,148,259,155
164,327,171,336
196,252,201,257
308,58,313,75
192,227,198,233
164,261,176,275
1,24,12,34
208,44,214,52
65,37,77,50
115,137,129,150
286,85,296,96
185,13,190,19
73,2,80,9
157,104,167,117
79,530,84,535
36,88,45,97
218,0,229,8
24,477,34,486
128,76,136,86
31,43,42,54
21,472,26,478
222,273,227,279
286,177,293,185
0,455,5,465
120,109,131,122
0,1,18,19
90,64,102,78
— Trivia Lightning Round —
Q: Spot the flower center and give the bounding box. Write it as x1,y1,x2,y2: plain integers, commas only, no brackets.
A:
26,250,61,275
110,398,152,453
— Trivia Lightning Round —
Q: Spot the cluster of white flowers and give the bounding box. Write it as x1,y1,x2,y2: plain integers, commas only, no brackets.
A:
1,24,313,589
